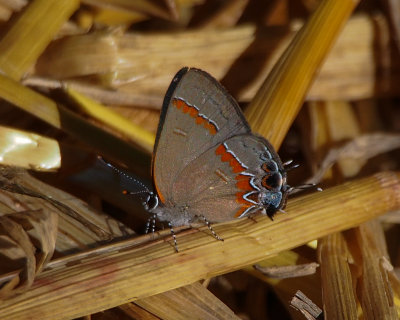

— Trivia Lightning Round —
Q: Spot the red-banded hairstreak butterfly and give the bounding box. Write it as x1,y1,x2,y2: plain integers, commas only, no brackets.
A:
141,67,292,250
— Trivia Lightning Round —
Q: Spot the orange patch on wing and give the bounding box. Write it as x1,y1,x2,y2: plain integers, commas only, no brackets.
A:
221,151,234,162
236,192,250,204
189,108,199,117
230,158,245,173
215,144,247,174
214,144,258,219
182,104,189,113
173,98,217,135
207,123,217,135
174,99,185,109
246,193,258,203
236,177,252,190
196,116,205,125
215,144,225,155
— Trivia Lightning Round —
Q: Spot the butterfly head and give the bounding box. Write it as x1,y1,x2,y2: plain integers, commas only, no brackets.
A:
256,158,289,218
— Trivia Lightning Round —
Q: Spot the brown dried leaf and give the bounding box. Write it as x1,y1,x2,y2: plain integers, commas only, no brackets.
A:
253,262,319,279
0,208,57,299
290,290,323,320
307,133,400,185
0,168,110,241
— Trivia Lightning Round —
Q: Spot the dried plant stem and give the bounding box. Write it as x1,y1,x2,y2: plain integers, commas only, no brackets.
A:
356,221,398,319
245,0,359,148
135,282,240,320
0,0,78,80
66,88,155,153
0,172,399,319
318,233,358,319
0,74,150,171
119,303,160,320
247,250,322,318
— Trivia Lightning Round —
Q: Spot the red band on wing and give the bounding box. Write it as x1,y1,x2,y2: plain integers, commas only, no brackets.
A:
215,144,258,217
236,176,252,190
236,192,250,204
215,144,246,173
172,98,217,135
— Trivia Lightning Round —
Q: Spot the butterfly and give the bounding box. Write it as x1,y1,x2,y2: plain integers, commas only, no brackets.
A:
143,67,291,250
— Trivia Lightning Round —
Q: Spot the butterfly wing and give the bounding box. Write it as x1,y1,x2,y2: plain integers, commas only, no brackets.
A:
152,68,251,204
170,134,286,223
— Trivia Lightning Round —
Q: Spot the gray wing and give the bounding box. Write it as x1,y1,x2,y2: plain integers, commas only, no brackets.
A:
171,135,280,223
152,68,250,204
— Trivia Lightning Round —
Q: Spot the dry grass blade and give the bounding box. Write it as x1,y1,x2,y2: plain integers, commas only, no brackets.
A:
0,215,35,299
32,14,393,107
136,282,240,320
0,1,27,22
290,290,323,320
0,172,399,319
318,233,358,319
120,303,161,319
35,26,255,84
245,250,322,319
66,87,155,153
0,169,111,241
0,0,78,80
0,208,57,299
253,262,319,279
0,1,397,318
307,133,400,185
23,77,164,108
0,126,60,171
82,0,175,21
5,210,58,274
355,221,398,319
324,101,364,177
313,97,400,317
244,0,359,148
382,0,400,52
200,0,248,29
0,74,151,170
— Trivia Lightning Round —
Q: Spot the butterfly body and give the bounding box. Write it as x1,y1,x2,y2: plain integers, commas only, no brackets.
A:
149,67,288,227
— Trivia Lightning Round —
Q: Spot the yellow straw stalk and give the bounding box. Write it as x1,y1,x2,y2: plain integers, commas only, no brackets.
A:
245,0,360,148
0,172,399,319
0,0,78,80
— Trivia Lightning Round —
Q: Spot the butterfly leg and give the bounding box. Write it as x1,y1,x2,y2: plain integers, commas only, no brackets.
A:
199,215,224,241
168,222,179,252
145,214,157,234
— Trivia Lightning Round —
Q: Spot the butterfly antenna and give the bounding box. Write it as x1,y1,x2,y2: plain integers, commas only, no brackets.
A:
200,215,224,241
168,222,179,252
283,160,293,166
283,159,300,172
287,183,323,194
97,155,151,194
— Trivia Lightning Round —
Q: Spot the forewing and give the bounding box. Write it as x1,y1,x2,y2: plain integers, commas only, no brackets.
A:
152,68,251,203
